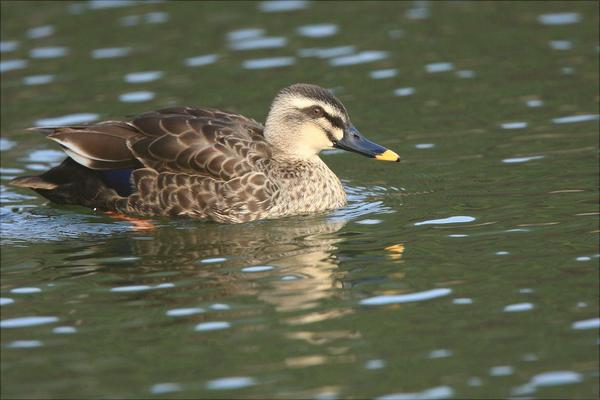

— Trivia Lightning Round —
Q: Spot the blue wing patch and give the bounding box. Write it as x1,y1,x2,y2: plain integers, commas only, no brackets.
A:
99,169,134,197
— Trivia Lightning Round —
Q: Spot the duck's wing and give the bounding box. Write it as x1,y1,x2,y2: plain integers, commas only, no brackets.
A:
128,107,270,180
42,120,143,170
46,106,271,180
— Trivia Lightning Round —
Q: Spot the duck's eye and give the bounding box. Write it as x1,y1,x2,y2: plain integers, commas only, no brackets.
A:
311,106,324,118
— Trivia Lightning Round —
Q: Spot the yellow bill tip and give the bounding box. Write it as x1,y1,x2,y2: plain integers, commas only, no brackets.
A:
374,149,400,162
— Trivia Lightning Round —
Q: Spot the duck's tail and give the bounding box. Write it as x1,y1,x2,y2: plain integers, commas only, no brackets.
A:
9,157,122,209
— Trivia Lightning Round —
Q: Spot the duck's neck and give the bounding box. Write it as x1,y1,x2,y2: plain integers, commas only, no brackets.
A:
267,154,347,216
270,153,323,177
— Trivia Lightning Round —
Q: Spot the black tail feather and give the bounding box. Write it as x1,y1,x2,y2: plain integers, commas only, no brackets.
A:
10,176,59,190
8,158,122,208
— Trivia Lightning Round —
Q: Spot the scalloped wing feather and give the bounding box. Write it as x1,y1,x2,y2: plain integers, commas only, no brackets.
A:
30,107,278,222
128,107,270,181
39,107,269,180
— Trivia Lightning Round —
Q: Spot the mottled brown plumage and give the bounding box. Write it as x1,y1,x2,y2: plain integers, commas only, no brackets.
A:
10,84,399,223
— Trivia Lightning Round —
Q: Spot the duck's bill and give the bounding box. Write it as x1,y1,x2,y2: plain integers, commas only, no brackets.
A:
333,125,400,162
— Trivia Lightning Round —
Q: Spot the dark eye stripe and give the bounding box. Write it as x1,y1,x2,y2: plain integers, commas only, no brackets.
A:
300,106,345,129
301,106,318,118
324,114,344,129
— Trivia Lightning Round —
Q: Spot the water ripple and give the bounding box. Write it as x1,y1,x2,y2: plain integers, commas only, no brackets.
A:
150,383,182,394
30,47,69,59
365,359,386,369
5,340,43,348
501,121,528,129
549,40,572,50
530,371,583,386
242,57,295,69
23,149,64,163
35,113,99,127
227,28,265,41
119,12,168,27
110,283,173,292
428,349,453,359
124,71,163,83
119,91,155,103
0,59,28,73
297,24,338,38
110,285,152,292
0,40,19,52
377,385,454,400
89,0,137,9
526,99,543,107
456,70,475,78
425,62,453,73
414,216,475,226
10,287,41,294
467,377,483,387
0,297,15,306
329,51,388,67
210,304,231,311
195,321,231,331
91,47,131,59
561,66,574,75
0,138,16,152
415,143,434,149
1,316,59,328
229,37,287,51
145,11,169,24
242,265,274,272
503,302,534,312
490,365,514,376
258,0,308,13
184,54,219,67
538,12,581,25
571,317,599,330
551,114,599,124
166,308,205,317
23,74,55,85
370,69,398,79
26,25,54,39
356,219,382,225
200,257,227,264
299,46,355,59
119,15,141,26
53,326,77,334
206,376,256,390
452,298,473,305
360,288,452,306
394,87,415,97
502,156,544,164
512,370,583,395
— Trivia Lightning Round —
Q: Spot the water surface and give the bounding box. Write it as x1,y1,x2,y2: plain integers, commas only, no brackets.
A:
1,1,599,398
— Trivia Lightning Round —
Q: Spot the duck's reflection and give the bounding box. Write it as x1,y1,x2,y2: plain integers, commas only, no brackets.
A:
110,216,350,314
60,212,404,326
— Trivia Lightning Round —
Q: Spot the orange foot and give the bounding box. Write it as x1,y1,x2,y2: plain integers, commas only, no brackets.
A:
104,211,155,231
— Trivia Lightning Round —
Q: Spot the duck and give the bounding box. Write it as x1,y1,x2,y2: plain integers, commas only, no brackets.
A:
10,83,400,224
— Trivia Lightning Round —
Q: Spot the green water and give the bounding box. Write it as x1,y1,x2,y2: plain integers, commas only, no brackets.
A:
1,1,599,398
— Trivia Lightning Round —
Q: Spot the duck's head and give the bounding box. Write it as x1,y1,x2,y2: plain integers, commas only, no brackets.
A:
264,83,400,162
